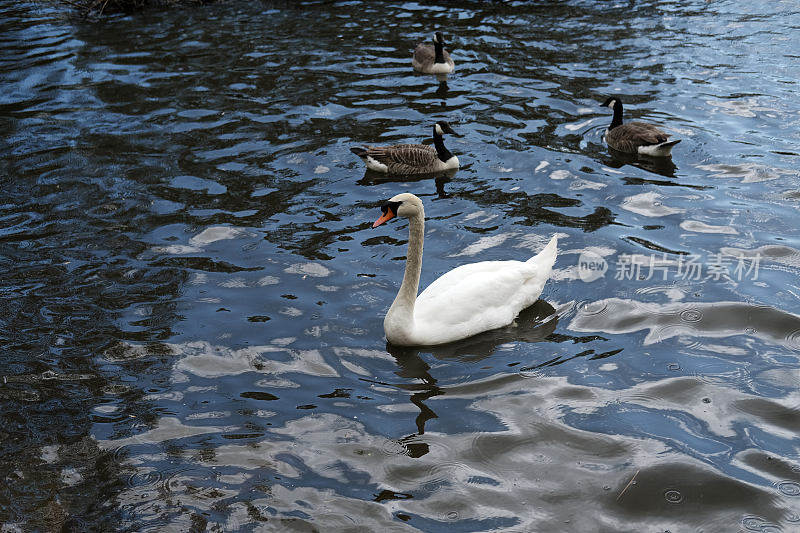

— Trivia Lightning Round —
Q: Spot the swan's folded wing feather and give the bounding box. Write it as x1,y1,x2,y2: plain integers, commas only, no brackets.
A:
417,261,522,300
414,260,544,328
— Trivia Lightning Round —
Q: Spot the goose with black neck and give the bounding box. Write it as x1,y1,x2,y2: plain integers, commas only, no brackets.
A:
600,96,681,157
350,121,462,175
412,31,455,75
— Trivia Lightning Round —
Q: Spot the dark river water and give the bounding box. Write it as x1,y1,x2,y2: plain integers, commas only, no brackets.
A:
2,0,800,531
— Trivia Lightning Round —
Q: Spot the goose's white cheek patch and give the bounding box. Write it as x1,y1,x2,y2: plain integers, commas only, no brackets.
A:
366,156,388,173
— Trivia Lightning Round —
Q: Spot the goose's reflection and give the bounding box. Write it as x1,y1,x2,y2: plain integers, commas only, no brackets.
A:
357,167,457,199
605,147,677,178
435,74,449,100
368,302,558,456
413,73,450,102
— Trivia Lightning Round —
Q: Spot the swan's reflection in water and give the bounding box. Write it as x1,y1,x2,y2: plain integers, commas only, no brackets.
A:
401,300,559,362
357,167,457,199
368,301,558,457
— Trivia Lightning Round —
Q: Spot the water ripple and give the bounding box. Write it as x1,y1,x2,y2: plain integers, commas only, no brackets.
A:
4,0,800,530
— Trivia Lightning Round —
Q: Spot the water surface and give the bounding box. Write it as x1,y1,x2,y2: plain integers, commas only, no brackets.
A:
1,0,800,531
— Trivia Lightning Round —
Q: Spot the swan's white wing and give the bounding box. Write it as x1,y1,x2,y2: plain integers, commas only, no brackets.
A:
411,236,557,344
418,260,520,304
411,261,543,344
417,236,557,311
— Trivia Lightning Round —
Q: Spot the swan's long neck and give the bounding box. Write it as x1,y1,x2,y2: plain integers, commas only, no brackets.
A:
609,101,624,130
434,40,446,64
433,128,453,163
388,209,425,325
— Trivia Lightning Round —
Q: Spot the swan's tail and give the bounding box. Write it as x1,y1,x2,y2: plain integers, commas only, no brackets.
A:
527,235,558,273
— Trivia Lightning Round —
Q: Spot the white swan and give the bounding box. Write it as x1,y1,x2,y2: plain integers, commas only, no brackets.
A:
372,193,558,346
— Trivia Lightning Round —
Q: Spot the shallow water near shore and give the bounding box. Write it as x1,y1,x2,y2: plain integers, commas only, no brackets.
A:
2,0,800,531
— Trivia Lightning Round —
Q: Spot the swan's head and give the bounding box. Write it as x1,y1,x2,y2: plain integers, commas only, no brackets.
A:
600,96,621,110
372,193,423,228
433,32,445,45
434,120,462,137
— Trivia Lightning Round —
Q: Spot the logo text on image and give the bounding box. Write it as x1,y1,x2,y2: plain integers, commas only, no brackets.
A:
578,251,608,282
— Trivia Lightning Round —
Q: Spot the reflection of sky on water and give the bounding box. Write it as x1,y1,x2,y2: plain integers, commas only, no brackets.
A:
2,0,800,530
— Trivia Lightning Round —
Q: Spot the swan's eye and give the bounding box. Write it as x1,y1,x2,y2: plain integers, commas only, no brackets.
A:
381,201,402,216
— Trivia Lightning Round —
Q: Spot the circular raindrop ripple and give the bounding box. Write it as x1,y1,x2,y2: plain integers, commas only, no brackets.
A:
381,438,407,456
426,461,468,491
160,471,185,495
578,300,608,316
741,515,782,532
785,329,800,351
663,489,683,504
127,470,163,487
3,1,800,531
679,308,703,323
777,480,800,497
112,446,129,463
741,516,766,531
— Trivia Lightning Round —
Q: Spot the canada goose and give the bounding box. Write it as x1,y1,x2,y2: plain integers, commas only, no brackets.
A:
350,121,461,175
372,193,558,346
600,97,680,157
412,32,454,75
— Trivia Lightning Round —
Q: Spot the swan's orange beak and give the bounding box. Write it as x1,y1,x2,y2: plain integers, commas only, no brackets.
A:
372,209,395,228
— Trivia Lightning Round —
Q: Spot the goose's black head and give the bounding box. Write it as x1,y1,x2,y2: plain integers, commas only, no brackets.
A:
433,120,462,137
600,96,623,110
434,31,445,45
600,96,625,128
